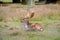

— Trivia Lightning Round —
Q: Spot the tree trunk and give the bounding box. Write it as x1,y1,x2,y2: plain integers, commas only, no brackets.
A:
22,0,35,6
27,0,35,6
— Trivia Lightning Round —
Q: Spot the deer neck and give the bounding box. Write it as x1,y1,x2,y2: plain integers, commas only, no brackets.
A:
23,21,30,30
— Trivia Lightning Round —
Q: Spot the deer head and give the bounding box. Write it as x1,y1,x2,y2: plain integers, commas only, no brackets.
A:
21,12,35,30
21,12,35,23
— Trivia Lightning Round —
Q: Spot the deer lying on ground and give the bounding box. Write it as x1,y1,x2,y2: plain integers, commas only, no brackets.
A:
21,12,43,31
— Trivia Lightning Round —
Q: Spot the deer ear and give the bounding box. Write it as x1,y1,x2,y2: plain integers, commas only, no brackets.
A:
24,12,34,19
30,12,34,18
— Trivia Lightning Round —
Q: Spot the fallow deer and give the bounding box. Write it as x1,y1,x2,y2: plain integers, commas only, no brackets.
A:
21,12,43,31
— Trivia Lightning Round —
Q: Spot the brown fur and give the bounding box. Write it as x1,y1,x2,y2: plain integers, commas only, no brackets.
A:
28,23,43,30
22,12,43,31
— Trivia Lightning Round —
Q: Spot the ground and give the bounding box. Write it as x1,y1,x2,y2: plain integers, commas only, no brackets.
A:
0,4,60,40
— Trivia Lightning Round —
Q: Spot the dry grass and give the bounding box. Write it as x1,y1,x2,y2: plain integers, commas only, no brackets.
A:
0,4,60,22
0,4,60,40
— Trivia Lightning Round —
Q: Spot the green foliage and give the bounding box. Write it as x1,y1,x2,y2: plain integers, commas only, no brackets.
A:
25,0,35,5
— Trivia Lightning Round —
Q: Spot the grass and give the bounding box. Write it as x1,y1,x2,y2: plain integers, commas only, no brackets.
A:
10,31,20,36
9,27,14,30
0,4,60,40
3,37,13,40
29,18,59,24
0,22,59,40
0,19,60,40
54,37,60,40
0,25,8,32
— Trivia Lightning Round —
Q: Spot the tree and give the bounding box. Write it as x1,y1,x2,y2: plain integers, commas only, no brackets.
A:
22,0,26,4
13,0,20,3
39,0,45,2
45,0,57,4
27,0,35,6
22,0,35,6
